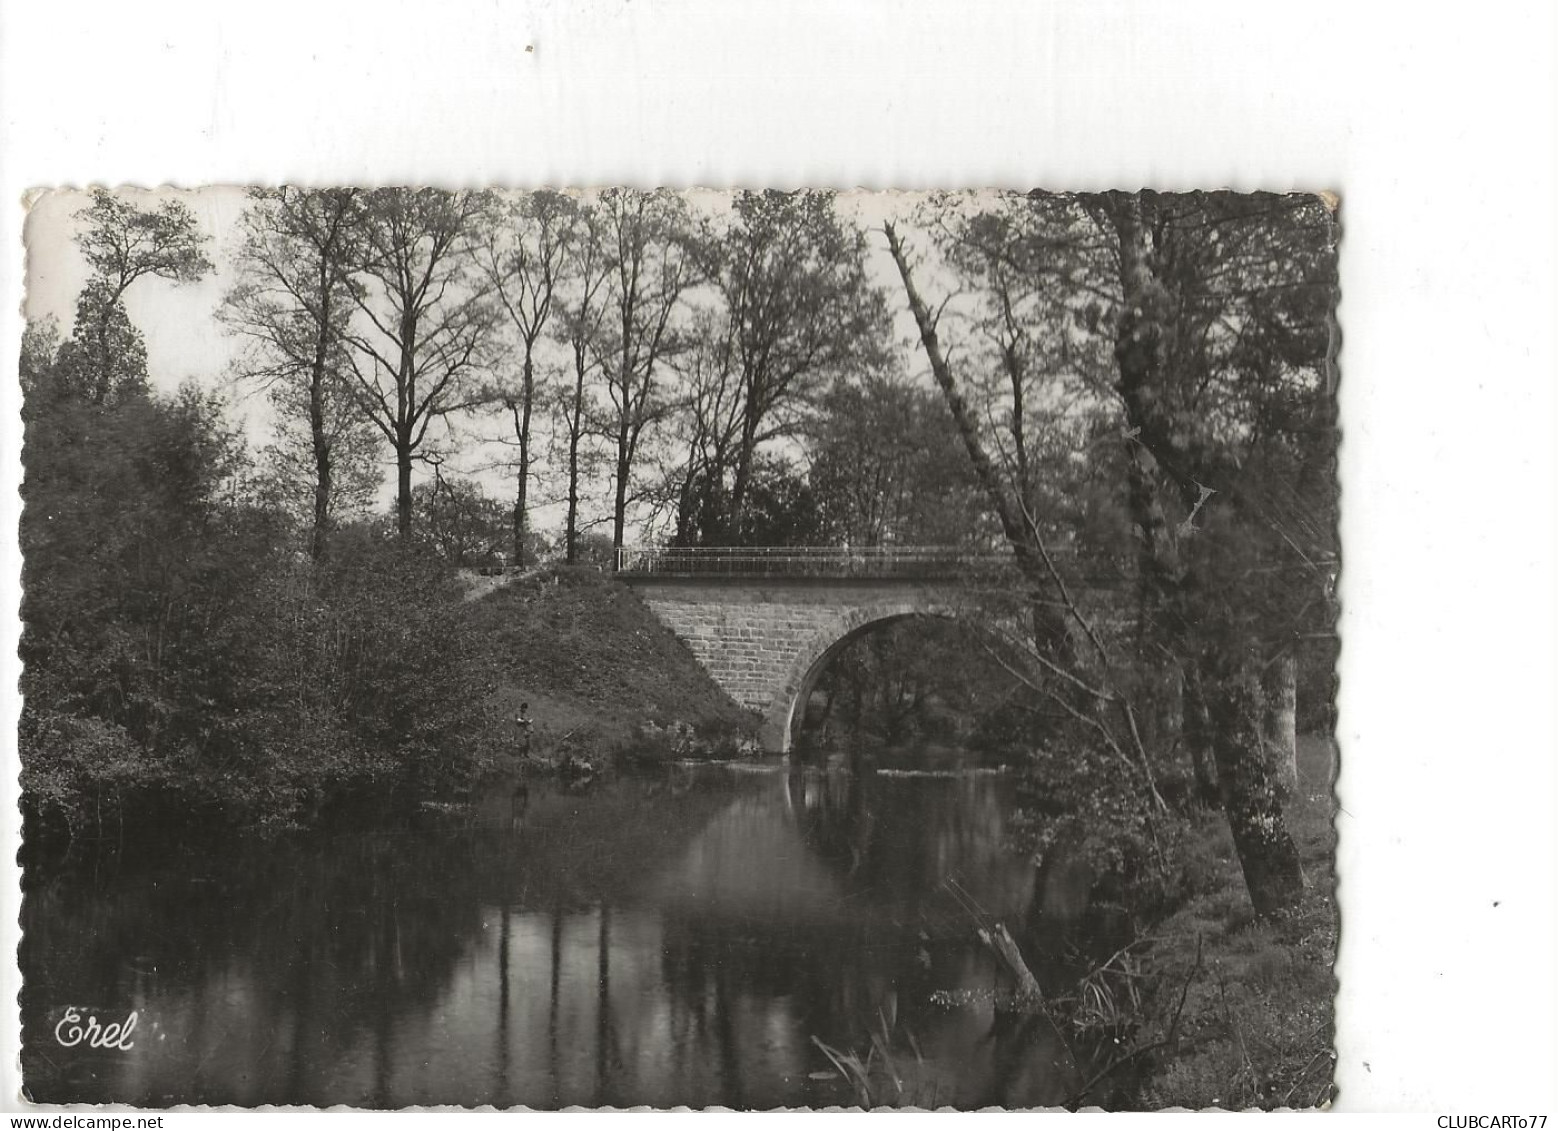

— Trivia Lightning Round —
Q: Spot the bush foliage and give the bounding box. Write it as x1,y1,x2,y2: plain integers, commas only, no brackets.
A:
20,352,497,832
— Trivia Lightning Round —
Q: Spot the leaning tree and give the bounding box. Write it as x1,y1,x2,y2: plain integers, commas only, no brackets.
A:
886,190,1339,914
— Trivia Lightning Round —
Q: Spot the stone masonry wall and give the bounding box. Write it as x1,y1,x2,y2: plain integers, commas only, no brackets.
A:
629,579,950,751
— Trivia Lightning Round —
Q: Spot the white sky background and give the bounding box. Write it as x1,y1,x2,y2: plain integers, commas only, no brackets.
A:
3,0,1556,1119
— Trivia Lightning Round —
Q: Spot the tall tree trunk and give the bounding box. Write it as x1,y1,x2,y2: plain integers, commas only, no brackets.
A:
883,222,1074,668
565,439,581,564
1262,652,1299,800
307,275,335,562
727,414,759,541
611,446,630,567
1105,194,1306,913
1108,194,1189,644
309,375,332,563
1203,655,1305,915
1182,662,1221,805
672,459,701,546
566,353,586,565
396,440,414,538
307,232,342,563
513,476,527,568
513,350,536,568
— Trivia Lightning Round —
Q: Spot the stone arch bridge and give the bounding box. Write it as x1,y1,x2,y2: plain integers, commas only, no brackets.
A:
618,546,1045,752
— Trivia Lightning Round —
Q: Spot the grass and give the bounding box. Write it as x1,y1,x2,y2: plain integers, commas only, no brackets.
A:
464,565,761,766
1128,735,1338,1110
810,1012,945,1110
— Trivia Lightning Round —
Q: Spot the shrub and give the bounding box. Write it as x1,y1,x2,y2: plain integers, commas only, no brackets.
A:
1010,737,1194,919
18,709,150,829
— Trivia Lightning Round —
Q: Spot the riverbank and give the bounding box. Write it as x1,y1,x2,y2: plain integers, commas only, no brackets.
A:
20,552,760,839
1128,735,1338,1110
466,566,761,769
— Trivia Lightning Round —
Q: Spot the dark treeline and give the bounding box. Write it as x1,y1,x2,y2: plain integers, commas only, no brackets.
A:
19,191,500,833
19,188,1338,919
882,191,1338,916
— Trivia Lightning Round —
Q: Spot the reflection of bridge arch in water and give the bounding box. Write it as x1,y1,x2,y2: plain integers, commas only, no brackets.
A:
782,763,874,875
778,763,1040,924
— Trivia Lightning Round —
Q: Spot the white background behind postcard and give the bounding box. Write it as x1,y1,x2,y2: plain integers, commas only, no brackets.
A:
2,0,1554,1114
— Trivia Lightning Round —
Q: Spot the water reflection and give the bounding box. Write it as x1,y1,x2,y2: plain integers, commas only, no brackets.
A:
22,760,1102,1108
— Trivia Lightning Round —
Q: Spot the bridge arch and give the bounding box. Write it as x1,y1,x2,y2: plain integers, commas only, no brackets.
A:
763,601,964,753
620,550,1050,755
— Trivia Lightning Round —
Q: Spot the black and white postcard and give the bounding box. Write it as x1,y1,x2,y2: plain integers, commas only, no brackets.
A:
3,0,1554,1119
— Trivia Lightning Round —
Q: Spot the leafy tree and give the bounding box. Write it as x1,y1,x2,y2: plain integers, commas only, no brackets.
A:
250,396,382,544
214,538,499,820
66,188,212,403
1091,190,1338,912
807,370,990,548
679,191,888,542
476,190,576,565
19,376,282,824
20,364,491,830
342,188,496,538
19,192,506,833
884,218,1087,673
222,188,382,560
412,471,509,567
570,530,619,571
48,283,153,406
662,311,748,546
594,189,697,558
885,191,1339,915
74,188,214,293
721,455,826,547
18,317,64,402
551,200,615,564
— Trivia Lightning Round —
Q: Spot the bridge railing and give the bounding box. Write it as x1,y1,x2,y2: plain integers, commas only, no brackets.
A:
615,544,1021,579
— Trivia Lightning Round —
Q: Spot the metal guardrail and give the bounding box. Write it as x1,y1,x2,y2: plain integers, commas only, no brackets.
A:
615,545,1022,579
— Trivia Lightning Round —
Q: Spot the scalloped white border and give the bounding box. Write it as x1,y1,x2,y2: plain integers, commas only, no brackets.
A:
3,0,1555,1119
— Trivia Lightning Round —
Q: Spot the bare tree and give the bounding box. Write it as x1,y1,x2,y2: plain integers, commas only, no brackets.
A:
342,188,496,538
686,191,887,542
883,219,1081,668
222,188,380,560
476,190,575,566
551,201,615,564
660,311,745,545
594,189,695,560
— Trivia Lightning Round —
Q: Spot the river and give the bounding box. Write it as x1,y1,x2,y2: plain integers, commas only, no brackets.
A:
20,757,1122,1109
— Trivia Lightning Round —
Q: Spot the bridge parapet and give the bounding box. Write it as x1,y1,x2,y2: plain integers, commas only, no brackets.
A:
616,544,1020,581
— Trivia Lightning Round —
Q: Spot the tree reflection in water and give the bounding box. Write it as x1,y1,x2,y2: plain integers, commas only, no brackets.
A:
21,761,1106,1108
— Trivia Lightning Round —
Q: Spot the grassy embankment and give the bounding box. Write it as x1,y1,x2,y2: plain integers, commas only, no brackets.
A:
1129,734,1338,1110
464,566,761,768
